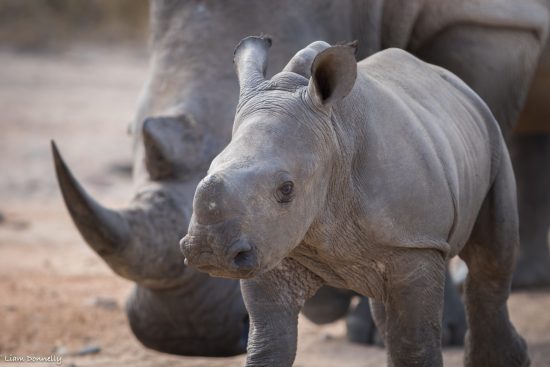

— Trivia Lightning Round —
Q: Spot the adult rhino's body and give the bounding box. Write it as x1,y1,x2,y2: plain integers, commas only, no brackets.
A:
53,0,549,355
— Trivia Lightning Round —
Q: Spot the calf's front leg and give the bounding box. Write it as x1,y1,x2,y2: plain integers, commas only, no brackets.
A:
383,249,446,367
241,258,322,367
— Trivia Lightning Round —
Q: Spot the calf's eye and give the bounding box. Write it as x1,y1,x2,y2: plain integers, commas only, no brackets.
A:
276,181,294,203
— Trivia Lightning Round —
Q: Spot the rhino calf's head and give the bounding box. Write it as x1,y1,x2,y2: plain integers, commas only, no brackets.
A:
181,36,357,278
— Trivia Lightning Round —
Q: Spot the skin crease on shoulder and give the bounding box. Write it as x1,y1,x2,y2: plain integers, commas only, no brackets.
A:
182,37,528,366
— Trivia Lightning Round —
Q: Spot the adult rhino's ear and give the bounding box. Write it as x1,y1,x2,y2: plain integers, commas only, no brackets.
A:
143,114,210,180
308,42,358,107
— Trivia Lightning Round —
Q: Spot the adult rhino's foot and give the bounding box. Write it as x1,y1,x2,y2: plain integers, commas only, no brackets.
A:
345,297,380,345
441,267,467,346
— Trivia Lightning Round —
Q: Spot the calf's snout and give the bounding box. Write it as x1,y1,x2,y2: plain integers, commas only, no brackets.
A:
183,172,259,276
180,228,258,276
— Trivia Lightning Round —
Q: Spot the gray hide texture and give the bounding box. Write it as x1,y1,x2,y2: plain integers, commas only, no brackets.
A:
183,36,528,367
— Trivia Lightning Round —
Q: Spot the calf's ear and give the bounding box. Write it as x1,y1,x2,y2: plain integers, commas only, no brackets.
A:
308,43,357,107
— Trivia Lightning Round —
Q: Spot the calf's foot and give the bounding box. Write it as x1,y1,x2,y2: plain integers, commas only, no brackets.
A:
463,310,530,367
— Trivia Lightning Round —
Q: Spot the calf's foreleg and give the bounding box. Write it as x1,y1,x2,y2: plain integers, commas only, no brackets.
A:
241,258,322,367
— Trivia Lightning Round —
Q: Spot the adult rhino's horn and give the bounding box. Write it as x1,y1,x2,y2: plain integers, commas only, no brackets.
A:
233,35,272,96
51,141,131,258
282,41,331,78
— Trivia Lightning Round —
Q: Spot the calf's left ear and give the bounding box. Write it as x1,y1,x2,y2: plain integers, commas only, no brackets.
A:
308,43,357,107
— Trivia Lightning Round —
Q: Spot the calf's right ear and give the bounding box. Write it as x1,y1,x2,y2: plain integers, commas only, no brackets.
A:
308,44,357,107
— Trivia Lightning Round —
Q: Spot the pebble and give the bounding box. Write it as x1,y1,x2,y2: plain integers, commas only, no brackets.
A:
76,344,101,356
108,161,132,177
52,345,69,355
84,296,118,310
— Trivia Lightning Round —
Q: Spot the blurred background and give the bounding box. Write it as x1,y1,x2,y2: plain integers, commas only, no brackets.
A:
0,0,148,49
0,1,548,367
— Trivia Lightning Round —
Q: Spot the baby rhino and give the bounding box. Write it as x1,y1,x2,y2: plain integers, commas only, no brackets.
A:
181,36,528,367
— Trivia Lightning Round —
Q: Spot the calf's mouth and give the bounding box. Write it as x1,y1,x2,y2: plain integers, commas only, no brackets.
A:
180,233,259,279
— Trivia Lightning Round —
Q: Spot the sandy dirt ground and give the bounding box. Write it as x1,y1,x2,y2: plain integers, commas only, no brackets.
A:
0,46,549,367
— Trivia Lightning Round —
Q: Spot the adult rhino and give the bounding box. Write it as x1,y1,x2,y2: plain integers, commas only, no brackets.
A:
52,0,549,355
53,0,362,356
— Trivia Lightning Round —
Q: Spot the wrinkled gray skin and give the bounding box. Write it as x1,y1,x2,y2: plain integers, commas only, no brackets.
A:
183,36,529,367
52,0,549,356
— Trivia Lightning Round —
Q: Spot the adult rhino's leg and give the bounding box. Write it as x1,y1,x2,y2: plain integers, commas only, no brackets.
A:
510,133,550,288
302,287,380,345
441,268,467,346
302,286,354,324
459,150,529,367
368,298,386,346
346,296,378,345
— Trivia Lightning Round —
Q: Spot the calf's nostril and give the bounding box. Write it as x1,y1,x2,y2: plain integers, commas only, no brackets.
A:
232,249,255,269
234,250,249,263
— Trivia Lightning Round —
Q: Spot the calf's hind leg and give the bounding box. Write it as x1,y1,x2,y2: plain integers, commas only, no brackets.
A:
459,154,529,367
